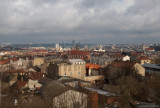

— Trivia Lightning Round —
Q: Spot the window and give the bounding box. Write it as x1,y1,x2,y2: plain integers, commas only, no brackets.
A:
64,65,67,71
74,65,76,71
78,72,80,75
68,65,71,71
65,73,66,75
71,72,72,75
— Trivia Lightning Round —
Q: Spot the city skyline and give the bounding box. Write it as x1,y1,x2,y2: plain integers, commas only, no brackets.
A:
0,0,160,44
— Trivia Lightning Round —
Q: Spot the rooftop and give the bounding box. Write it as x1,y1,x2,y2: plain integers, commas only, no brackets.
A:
138,56,150,60
86,63,100,69
0,57,19,65
69,50,90,55
15,80,28,90
68,59,85,64
84,87,116,97
143,63,160,70
109,61,136,68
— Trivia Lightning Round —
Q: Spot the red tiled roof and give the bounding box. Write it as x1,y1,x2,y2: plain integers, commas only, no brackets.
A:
114,53,121,55
109,61,136,68
15,80,28,89
91,53,107,57
137,56,150,60
109,55,124,58
131,53,144,56
69,50,90,55
146,48,154,50
29,72,44,80
0,57,19,65
6,69,26,74
86,63,100,69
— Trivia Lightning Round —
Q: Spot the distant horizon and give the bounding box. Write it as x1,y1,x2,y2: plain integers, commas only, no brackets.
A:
0,41,159,45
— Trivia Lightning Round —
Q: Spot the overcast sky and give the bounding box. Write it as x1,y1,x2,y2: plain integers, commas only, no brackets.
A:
0,0,160,44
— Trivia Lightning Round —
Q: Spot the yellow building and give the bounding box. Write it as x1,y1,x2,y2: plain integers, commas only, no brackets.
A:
48,59,86,79
137,56,151,65
33,57,45,66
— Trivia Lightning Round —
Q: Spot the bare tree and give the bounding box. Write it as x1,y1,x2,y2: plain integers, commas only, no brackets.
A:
153,56,160,64
148,73,160,105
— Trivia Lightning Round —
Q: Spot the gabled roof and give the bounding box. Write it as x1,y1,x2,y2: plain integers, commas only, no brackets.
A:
109,61,136,68
131,52,144,56
15,80,28,90
137,56,150,60
109,54,124,58
44,81,70,98
38,77,54,85
28,72,44,80
86,63,100,69
69,50,90,55
44,80,88,99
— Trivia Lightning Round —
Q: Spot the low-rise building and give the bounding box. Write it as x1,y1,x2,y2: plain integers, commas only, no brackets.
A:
85,63,100,76
107,61,145,77
137,56,151,65
90,53,110,65
47,59,86,79
122,55,130,61
43,81,88,108
33,57,45,67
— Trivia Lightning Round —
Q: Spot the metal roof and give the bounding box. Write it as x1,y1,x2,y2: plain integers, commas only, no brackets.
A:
68,59,85,63
84,87,116,97
143,63,160,70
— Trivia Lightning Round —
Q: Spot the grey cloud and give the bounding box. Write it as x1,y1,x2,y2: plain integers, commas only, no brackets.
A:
0,0,160,44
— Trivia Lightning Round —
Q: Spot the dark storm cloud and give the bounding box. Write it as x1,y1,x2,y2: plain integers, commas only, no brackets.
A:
0,0,160,43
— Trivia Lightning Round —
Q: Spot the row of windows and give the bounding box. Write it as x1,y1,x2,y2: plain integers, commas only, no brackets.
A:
70,55,85,58
73,62,85,65
63,65,82,71
64,72,81,75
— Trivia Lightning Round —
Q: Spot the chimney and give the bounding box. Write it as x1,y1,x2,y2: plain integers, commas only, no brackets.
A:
89,92,98,108
78,80,81,88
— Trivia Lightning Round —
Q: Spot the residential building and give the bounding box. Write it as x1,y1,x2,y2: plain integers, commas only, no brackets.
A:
53,90,88,108
107,61,145,77
122,55,130,61
137,56,151,65
145,48,155,52
85,63,100,76
85,63,104,83
43,81,88,108
90,53,110,65
109,54,124,62
47,59,86,79
0,57,30,72
33,57,45,66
